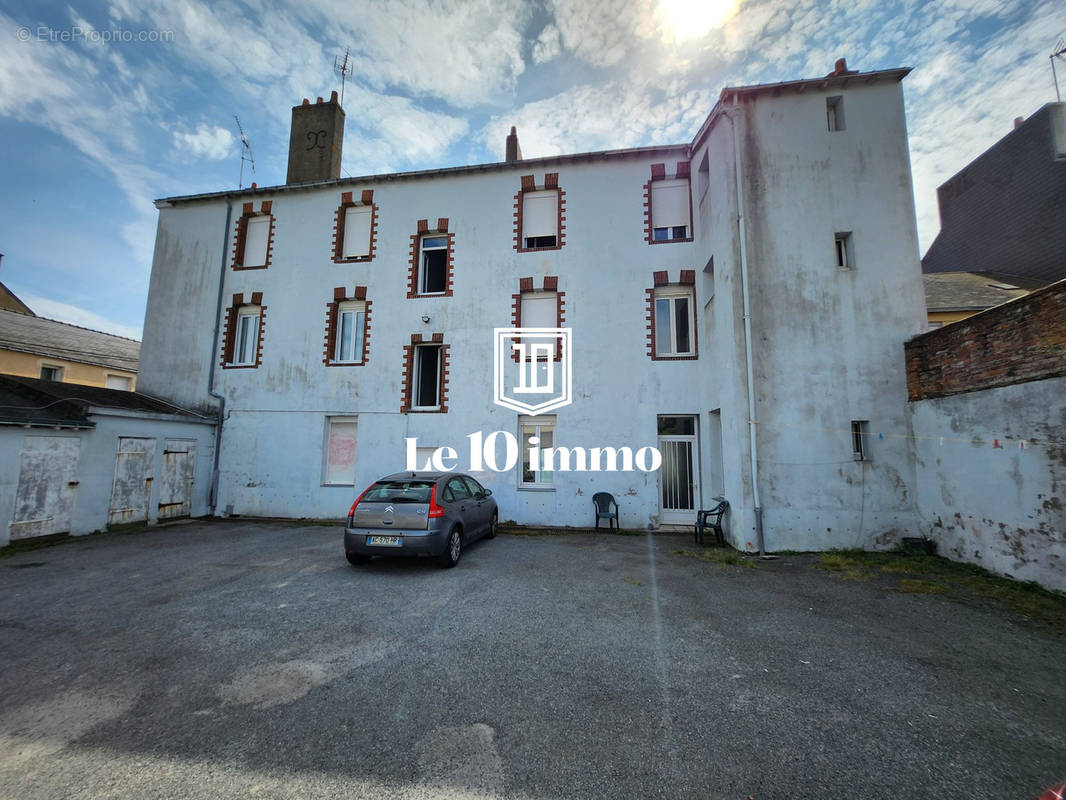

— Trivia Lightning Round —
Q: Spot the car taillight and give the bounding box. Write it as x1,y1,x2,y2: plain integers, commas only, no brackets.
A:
428,485,445,518
348,485,372,523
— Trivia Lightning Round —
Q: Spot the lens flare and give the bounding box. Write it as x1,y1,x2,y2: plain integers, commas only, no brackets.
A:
659,0,739,41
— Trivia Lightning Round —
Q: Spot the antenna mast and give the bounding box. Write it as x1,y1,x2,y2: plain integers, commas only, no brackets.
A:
333,47,353,106
1052,40,1065,103
234,115,256,189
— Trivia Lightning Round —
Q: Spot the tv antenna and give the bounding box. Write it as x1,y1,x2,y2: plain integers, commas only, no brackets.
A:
234,115,256,189
333,47,353,106
1052,39,1066,102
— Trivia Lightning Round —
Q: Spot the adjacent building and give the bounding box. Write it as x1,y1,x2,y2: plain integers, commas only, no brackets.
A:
138,61,927,551
0,309,139,390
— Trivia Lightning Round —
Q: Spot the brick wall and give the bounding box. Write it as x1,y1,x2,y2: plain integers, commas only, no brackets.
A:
905,279,1066,401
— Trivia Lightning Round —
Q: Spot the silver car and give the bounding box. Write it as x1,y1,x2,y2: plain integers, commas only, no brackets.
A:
344,472,498,568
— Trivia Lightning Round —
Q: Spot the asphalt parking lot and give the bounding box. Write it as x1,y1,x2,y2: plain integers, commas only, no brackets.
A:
0,520,1063,799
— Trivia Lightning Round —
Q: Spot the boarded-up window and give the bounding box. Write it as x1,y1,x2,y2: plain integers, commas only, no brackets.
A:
651,178,690,239
325,418,358,485
520,292,557,328
343,206,372,258
243,216,270,267
522,190,558,247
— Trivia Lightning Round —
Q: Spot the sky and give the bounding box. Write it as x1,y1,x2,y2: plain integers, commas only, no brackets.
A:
0,0,1062,340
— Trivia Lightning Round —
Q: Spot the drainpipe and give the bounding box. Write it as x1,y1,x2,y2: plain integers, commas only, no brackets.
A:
206,198,233,515
723,95,766,556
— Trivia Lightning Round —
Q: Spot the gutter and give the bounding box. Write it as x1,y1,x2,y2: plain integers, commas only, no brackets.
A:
722,95,766,556
206,199,233,514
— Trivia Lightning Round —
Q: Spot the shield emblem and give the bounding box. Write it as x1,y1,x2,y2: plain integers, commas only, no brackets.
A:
493,327,573,415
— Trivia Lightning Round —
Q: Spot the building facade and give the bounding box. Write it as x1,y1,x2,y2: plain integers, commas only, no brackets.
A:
139,62,927,551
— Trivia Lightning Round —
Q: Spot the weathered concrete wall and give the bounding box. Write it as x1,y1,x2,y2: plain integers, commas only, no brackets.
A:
0,412,215,547
910,377,1066,591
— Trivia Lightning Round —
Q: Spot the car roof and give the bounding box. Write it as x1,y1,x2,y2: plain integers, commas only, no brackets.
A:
378,471,466,482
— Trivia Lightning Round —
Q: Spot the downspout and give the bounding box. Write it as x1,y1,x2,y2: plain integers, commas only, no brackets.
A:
207,198,233,515
723,94,766,556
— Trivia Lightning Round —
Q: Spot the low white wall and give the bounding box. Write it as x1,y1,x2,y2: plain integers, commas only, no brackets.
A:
910,377,1066,591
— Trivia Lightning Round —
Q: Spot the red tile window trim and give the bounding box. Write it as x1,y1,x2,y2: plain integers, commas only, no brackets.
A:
332,190,378,263
400,334,450,414
646,272,698,361
406,218,455,298
513,173,566,253
644,161,694,246
231,201,275,270
510,276,566,362
322,285,372,367
220,291,267,369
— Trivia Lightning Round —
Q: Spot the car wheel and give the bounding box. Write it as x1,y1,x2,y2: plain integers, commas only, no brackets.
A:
485,511,498,539
346,552,371,566
438,527,462,568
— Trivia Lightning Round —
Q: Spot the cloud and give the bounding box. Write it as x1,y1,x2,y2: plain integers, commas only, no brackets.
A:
172,123,235,160
546,0,659,68
17,293,143,340
532,24,561,64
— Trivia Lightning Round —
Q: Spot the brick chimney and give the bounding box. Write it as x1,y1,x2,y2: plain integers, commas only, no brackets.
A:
506,126,522,163
286,90,344,184
828,58,857,77
1014,116,1025,129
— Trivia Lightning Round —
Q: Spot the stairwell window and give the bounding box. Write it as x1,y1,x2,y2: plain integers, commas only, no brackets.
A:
654,287,695,357
234,307,260,366
851,420,869,461
835,232,853,270
827,96,845,132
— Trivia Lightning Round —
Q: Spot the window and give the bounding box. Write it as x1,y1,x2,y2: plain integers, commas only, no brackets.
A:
521,291,557,330
444,477,472,503
651,178,691,241
520,415,555,488
412,345,441,410
851,420,869,461
40,365,62,381
234,307,260,366
324,418,358,485
342,206,372,259
522,189,558,249
242,216,270,267
419,235,448,294
835,232,853,269
106,375,132,390
654,288,694,357
333,302,366,364
826,96,845,132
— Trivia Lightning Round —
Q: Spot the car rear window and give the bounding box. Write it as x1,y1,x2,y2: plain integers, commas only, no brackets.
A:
363,480,434,503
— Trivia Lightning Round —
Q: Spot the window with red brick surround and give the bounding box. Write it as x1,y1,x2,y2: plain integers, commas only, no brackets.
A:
332,190,378,263
220,291,266,369
323,285,372,366
407,218,455,298
231,201,275,270
510,276,565,361
644,162,693,245
514,173,566,252
646,270,698,360
400,333,450,413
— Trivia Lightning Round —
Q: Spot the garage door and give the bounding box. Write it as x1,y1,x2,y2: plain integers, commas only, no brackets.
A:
108,437,155,526
10,436,81,540
158,439,195,520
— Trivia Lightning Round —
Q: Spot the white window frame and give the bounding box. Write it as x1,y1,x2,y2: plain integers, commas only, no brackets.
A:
519,415,556,489
242,215,270,267
323,416,359,486
411,344,442,411
332,301,366,364
826,96,845,132
419,234,449,295
342,205,372,259
522,189,559,248
233,305,260,366
835,232,853,270
39,364,63,382
654,287,695,357
651,178,691,240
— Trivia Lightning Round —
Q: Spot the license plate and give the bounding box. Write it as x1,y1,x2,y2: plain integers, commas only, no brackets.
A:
367,535,402,547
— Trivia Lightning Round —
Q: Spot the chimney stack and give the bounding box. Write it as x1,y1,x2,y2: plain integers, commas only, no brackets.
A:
286,90,345,184
505,126,522,163
1014,116,1025,129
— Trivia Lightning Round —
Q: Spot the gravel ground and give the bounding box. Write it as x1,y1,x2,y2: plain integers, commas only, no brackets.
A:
0,520,1063,799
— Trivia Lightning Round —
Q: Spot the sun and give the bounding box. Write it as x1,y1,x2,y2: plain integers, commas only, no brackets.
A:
658,0,739,41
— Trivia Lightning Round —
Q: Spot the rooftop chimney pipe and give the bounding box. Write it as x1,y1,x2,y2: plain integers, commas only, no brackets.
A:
287,93,345,183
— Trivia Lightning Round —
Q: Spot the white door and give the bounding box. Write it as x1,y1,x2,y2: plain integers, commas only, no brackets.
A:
658,415,700,525
108,437,155,525
10,436,81,540
158,439,195,519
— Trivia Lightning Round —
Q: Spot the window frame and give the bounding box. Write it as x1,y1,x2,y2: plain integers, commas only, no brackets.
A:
514,175,565,253
519,415,556,490
419,234,449,295
645,170,693,245
332,191,377,264
835,232,853,270
653,286,696,358
851,420,870,461
521,189,559,250
826,96,845,132
332,301,367,365
411,344,442,411
39,364,63,382
233,306,261,366
105,374,133,390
